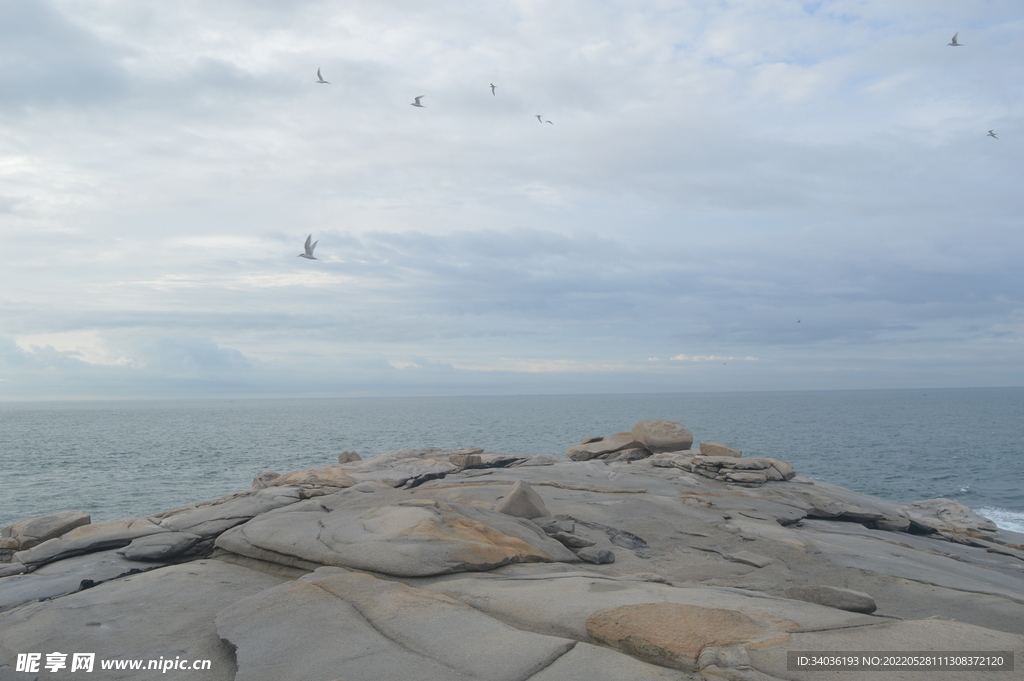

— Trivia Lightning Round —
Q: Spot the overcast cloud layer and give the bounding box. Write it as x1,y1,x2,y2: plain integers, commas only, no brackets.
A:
1,0,1022,399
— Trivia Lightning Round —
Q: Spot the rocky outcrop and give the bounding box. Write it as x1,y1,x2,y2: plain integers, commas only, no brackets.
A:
3,423,1024,681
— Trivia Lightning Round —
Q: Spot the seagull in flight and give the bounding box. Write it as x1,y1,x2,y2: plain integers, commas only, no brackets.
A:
535,115,543,123
316,68,330,84
948,32,962,46
298,234,318,260
490,83,496,95
545,119,553,125
988,130,999,139
411,96,425,107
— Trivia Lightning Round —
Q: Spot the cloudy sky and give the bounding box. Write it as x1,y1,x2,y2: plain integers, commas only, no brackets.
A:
1,0,1022,399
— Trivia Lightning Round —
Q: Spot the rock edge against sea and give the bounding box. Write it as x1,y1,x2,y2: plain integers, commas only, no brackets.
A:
2,419,1023,681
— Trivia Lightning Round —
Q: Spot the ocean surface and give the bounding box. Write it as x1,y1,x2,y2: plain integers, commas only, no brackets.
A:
1,388,1022,533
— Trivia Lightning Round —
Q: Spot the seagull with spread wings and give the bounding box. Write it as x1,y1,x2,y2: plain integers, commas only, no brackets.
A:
948,32,962,46
316,68,330,84
411,96,425,107
298,235,318,260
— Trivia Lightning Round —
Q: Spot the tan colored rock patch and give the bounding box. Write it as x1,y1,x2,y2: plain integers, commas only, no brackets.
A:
586,603,795,672
270,464,355,488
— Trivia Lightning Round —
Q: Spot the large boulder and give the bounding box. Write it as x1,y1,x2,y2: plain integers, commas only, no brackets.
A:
631,420,693,453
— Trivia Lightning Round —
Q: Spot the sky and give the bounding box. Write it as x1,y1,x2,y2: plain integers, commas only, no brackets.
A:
1,0,1022,400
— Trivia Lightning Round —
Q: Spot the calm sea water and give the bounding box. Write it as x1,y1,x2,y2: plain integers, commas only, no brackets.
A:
1,389,1022,532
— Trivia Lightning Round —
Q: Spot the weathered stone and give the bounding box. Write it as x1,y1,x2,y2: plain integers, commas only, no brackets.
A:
215,497,575,576
577,547,615,564
533,517,575,535
765,458,796,480
586,603,795,672
723,550,773,568
551,531,596,548
1,510,91,552
337,450,362,463
902,498,999,539
784,585,877,613
566,433,639,461
450,453,483,468
721,471,769,485
13,517,169,569
604,447,654,461
700,442,743,457
495,480,551,519
117,532,204,561
216,567,576,681
250,472,280,489
632,420,694,453
269,464,355,488
517,453,560,466
0,560,285,681
159,488,301,537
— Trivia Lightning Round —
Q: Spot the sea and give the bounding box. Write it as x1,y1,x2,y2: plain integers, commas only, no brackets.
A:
1,388,1022,533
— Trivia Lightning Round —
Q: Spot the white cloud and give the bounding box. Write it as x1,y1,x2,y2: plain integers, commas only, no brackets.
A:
670,354,759,362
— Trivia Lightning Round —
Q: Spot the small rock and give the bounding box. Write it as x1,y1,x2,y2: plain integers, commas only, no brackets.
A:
270,465,355,488
533,517,575,535
699,442,742,457
251,472,281,490
118,532,204,561
337,451,362,464
551,532,596,548
784,585,877,614
723,551,773,568
631,419,694,453
495,480,551,519
449,453,482,468
576,547,615,564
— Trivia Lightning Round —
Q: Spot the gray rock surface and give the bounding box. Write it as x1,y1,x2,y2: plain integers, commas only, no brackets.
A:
566,432,639,461
699,442,742,457
117,531,205,561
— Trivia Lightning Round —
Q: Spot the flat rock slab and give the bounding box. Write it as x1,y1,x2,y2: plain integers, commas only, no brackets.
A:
117,531,205,561
723,551,774,568
425,574,879,643
587,602,795,672
0,560,286,681
566,433,639,461
216,497,575,576
0,549,170,613
216,567,576,681
526,641,693,680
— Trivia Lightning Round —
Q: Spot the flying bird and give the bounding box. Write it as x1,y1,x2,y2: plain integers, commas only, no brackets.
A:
948,32,961,46
316,68,330,84
411,96,425,107
988,130,999,139
545,119,553,125
535,115,543,123
298,235,318,260
797,319,801,323
490,83,496,95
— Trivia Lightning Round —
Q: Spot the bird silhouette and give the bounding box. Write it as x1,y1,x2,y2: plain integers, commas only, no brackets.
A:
298,235,318,260
987,130,999,139
948,32,962,46
411,96,425,107
490,83,496,95
316,68,330,84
